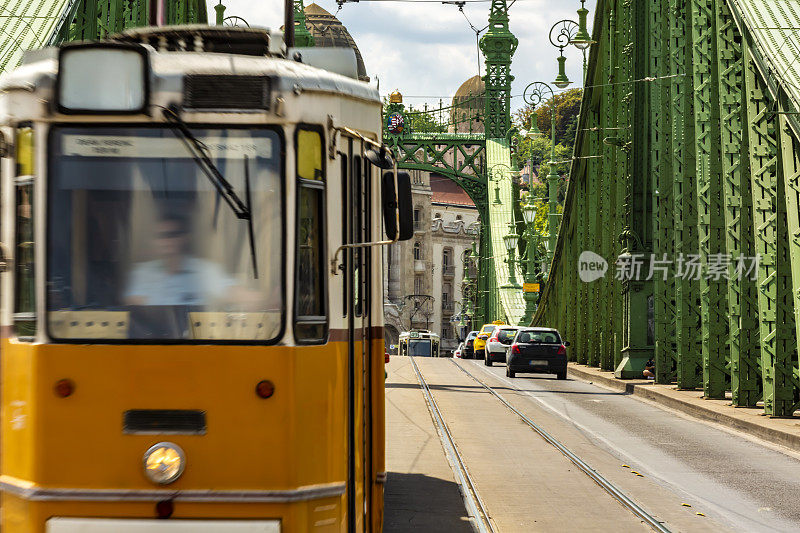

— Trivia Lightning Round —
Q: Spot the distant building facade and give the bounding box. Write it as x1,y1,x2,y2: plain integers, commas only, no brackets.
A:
383,170,479,354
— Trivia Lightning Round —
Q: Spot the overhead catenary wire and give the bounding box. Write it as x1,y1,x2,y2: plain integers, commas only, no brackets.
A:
384,73,686,102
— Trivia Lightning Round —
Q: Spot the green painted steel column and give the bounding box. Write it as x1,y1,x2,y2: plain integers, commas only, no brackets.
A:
652,0,677,384
715,1,760,406
743,46,796,417
574,183,587,365
615,0,654,379
293,0,316,47
777,114,800,411
480,0,518,140
600,7,616,372
669,0,702,389
586,116,600,367
690,0,729,399
611,4,625,371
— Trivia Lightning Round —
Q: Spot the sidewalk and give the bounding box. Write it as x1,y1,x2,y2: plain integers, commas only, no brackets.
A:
567,363,800,453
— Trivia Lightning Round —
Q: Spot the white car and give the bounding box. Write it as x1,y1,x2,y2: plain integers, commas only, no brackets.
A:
485,326,519,366
454,342,464,358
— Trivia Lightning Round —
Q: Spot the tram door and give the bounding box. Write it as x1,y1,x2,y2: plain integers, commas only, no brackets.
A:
342,137,374,532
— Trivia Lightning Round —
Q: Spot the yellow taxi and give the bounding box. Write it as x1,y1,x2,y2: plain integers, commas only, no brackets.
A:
474,320,506,359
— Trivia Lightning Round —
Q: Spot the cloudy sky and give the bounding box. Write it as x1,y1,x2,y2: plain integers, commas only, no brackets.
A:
213,0,596,115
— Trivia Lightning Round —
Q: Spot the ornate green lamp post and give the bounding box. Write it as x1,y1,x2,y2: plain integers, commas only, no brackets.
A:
490,162,517,205
450,301,470,342
461,248,476,331
521,196,541,320
549,2,594,85
503,222,521,288
523,81,560,269
467,242,482,325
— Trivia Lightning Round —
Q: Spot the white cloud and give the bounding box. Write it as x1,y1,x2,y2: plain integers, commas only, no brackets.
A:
214,0,595,112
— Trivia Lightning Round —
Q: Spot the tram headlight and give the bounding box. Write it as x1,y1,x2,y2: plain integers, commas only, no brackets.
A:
57,43,149,114
143,442,185,485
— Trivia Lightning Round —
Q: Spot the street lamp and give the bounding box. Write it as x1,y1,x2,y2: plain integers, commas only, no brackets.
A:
523,81,561,267
503,221,521,288
450,301,470,342
549,20,576,89
490,163,521,205
549,4,595,86
572,1,593,50
520,193,547,321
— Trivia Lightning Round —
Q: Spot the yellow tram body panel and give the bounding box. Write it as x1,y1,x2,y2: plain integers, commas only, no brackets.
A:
1,337,385,531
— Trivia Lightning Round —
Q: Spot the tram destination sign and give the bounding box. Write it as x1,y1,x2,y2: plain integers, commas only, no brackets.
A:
62,134,272,159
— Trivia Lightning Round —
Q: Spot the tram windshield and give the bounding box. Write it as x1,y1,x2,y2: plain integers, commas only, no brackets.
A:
408,340,432,357
47,126,283,342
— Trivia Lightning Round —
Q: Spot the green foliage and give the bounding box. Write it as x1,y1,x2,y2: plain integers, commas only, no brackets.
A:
514,88,582,148
406,111,448,134
516,136,572,184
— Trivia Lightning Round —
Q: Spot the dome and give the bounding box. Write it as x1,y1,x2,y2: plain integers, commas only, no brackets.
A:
451,75,485,134
304,3,369,81
454,75,485,100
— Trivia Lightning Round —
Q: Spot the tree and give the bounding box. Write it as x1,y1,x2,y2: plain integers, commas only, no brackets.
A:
515,136,572,181
513,88,582,148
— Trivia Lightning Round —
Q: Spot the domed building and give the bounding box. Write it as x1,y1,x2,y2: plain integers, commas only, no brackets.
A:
450,75,485,133
303,3,369,81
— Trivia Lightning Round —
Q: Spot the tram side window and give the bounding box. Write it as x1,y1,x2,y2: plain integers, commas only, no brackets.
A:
295,127,327,343
341,156,348,317
353,155,362,317
14,127,35,338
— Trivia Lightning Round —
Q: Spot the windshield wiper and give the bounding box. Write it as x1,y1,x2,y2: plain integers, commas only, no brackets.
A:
161,106,259,278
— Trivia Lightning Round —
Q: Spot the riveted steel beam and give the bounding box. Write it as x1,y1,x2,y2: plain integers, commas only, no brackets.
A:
690,0,730,399
743,45,799,417
651,0,677,384
715,1,760,406
669,0,702,389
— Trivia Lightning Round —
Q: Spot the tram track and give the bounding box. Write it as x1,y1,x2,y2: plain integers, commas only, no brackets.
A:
408,356,497,533
452,358,671,533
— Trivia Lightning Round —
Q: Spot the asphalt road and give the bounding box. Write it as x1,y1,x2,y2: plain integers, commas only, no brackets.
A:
459,357,800,532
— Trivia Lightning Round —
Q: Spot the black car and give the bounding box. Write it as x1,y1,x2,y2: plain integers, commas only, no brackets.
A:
462,331,479,359
506,328,569,380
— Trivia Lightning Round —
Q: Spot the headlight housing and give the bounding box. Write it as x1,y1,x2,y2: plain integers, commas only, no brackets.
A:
143,442,185,485
57,43,149,114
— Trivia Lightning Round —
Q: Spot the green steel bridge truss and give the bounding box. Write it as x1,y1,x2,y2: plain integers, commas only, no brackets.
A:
384,0,528,327
0,0,208,73
535,0,800,417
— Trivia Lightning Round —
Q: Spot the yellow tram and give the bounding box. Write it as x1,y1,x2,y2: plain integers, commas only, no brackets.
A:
0,25,410,532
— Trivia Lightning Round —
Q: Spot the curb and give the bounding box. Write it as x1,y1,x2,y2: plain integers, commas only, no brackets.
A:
567,364,800,453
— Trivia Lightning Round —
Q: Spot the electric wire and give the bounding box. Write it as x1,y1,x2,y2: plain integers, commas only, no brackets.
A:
384,73,685,101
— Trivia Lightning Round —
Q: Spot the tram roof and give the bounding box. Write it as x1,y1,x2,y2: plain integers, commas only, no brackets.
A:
0,31,380,106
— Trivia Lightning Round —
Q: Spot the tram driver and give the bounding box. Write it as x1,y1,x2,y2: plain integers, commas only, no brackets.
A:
124,213,267,310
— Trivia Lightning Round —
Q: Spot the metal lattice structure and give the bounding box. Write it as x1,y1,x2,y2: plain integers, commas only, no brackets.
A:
0,0,70,74
535,0,800,416
385,0,527,327
49,0,208,44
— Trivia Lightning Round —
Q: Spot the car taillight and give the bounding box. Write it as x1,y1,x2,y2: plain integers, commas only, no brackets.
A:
385,352,390,363
489,336,498,342
558,345,567,355
512,344,521,354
